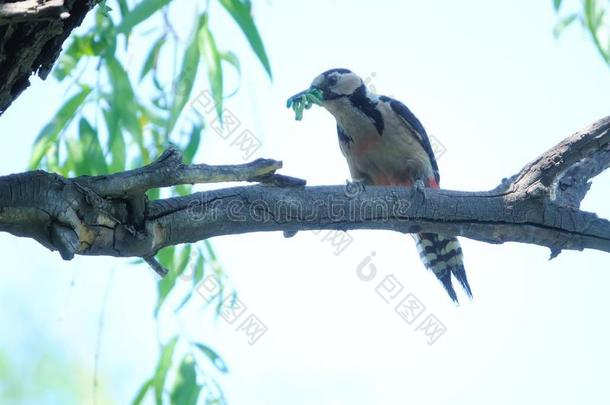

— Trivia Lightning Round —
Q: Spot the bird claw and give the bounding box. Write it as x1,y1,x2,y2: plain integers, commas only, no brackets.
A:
283,230,298,238
414,179,426,199
344,179,366,198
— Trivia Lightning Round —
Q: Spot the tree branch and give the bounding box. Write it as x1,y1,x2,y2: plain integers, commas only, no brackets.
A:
0,0,69,24
1,117,609,272
0,0,95,114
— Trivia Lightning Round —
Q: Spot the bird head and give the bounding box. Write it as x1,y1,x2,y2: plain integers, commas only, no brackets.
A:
287,68,366,120
310,68,364,101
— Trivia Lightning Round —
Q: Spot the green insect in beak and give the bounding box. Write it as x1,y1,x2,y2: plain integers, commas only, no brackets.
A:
286,87,324,120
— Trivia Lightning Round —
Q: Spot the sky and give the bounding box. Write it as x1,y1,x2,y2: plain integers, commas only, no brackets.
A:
1,0,610,404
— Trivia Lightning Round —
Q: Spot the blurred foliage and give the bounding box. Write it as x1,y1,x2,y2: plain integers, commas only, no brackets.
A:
28,0,271,403
553,0,610,67
0,346,112,403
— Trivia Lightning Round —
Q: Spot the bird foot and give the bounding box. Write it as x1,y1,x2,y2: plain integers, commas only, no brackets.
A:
283,230,298,238
414,179,426,200
344,179,366,198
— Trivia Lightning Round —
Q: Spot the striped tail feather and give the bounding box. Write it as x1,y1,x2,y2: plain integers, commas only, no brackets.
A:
413,233,473,303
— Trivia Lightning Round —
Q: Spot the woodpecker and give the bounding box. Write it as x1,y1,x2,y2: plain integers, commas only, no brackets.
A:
288,68,472,303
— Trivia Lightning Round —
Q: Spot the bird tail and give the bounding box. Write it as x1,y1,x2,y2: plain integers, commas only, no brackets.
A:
412,233,472,303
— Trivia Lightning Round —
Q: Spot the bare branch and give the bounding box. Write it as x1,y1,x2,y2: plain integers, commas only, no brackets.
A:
509,116,610,205
1,117,609,272
76,146,288,198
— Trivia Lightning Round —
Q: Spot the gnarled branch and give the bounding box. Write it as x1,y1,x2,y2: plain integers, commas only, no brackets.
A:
1,116,609,273
0,0,95,114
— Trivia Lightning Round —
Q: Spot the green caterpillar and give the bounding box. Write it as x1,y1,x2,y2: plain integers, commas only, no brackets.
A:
286,88,324,120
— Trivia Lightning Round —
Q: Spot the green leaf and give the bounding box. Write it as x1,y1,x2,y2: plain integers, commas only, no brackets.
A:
220,51,241,77
117,0,129,17
154,336,179,405
77,118,108,175
175,184,192,196
116,0,171,34
141,105,169,129
154,245,192,315
131,378,153,405
218,0,272,78
174,291,193,313
166,14,204,136
193,343,228,373
155,246,177,315
193,250,205,286
52,35,97,80
66,119,107,176
204,240,221,270
140,35,166,81
220,51,242,97
174,251,205,313
103,107,126,172
176,244,193,278
52,54,77,81
29,85,91,169
583,0,599,30
553,0,563,12
106,56,147,160
199,22,223,120
170,356,201,405
147,187,161,200
183,125,202,164
553,13,578,38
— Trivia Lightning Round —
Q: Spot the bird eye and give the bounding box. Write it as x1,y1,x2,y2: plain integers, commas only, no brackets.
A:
328,76,338,86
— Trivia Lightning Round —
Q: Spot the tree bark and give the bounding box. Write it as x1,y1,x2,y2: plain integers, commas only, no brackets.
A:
1,116,609,275
0,0,94,114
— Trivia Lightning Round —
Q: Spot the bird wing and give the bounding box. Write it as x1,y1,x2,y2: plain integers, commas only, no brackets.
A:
379,96,440,184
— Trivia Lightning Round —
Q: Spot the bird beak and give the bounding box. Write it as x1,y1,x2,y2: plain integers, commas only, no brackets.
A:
286,86,324,120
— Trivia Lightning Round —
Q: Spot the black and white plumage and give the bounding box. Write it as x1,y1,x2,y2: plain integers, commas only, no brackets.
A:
298,68,472,303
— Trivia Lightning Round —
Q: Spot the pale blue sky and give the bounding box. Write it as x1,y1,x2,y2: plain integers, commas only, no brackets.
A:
1,1,610,404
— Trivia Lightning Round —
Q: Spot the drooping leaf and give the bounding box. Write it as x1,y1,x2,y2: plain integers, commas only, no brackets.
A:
77,118,108,175
204,240,222,275
553,13,579,38
116,0,172,34
153,336,179,405
193,249,205,286
29,85,92,169
583,0,600,30
193,343,229,373
155,245,192,314
174,250,205,313
131,378,153,405
553,0,563,12
220,51,241,76
117,0,129,17
176,244,193,278
220,51,242,97
170,356,202,405
166,14,205,136
218,0,272,78
65,119,107,176
199,22,224,121
106,56,148,161
140,35,166,81
141,105,169,130
155,246,176,315
52,35,97,80
103,107,126,172
183,125,202,164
